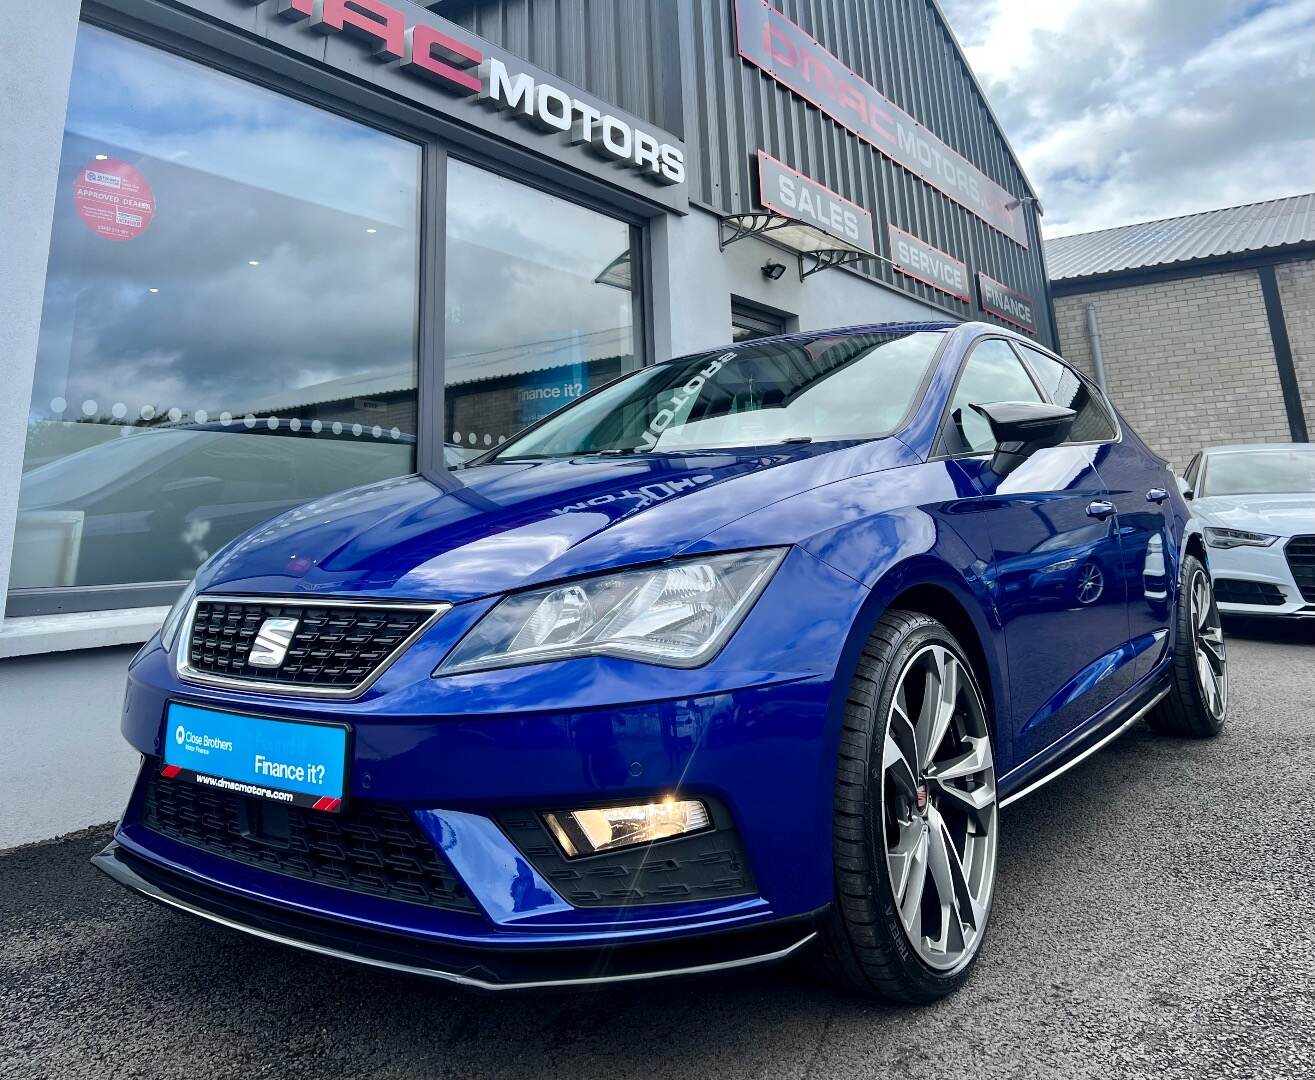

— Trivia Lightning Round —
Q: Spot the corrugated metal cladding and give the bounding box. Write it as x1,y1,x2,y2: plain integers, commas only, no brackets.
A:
434,0,1054,347
431,0,683,135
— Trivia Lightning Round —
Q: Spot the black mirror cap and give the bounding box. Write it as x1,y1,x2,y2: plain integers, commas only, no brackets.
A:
970,401,1077,479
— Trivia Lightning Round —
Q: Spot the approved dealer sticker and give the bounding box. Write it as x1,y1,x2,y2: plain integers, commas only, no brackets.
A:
73,158,156,242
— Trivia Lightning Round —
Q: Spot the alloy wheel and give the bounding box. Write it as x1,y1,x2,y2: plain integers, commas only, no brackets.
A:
1190,569,1227,720
880,644,997,973
1076,562,1104,604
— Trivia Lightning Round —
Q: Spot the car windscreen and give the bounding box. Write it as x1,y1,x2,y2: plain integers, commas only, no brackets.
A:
1201,449,1315,496
491,330,944,459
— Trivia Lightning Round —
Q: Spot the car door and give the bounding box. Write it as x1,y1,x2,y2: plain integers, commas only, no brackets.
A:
940,337,1134,765
1015,342,1174,680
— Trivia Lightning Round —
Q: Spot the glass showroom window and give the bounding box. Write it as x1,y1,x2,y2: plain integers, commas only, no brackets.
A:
12,25,421,597
444,160,640,461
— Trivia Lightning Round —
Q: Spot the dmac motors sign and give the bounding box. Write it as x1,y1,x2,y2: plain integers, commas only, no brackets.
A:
735,0,1028,247
175,0,687,210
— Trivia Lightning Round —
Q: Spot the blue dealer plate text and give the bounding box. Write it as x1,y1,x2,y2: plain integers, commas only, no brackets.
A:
164,702,347,807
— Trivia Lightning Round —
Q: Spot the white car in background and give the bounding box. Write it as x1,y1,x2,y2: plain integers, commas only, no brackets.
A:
1180,444,1315,619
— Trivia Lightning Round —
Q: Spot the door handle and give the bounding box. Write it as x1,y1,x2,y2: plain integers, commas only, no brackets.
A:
1147,488,1169,504
1086,500,1116,520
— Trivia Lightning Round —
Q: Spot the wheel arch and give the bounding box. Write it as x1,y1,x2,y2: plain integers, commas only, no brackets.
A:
826,556,1011,767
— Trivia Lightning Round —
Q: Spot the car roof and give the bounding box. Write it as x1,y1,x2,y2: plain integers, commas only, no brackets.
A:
1203,443,1315,455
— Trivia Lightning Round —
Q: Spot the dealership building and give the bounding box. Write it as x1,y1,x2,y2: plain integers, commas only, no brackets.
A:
1049,193,1314,469
1,0,1050,841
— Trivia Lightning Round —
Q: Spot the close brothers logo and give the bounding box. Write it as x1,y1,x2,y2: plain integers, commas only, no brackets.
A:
175,724,186,745
250,0,685,186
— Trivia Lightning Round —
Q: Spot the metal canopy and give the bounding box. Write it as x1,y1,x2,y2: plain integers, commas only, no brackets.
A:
717,212,878,281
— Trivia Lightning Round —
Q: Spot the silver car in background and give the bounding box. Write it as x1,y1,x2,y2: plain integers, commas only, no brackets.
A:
1180,444,1315,619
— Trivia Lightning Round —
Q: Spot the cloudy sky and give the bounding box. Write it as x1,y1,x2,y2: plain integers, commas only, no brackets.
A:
939,0,1315,237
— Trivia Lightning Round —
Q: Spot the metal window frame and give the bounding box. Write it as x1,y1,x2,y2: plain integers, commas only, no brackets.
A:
730,297,790,340
11,2,655,618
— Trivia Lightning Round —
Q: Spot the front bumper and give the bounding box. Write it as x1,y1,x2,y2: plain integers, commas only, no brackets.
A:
106,546,863,981
1208,539,1315,618
92,840,819,989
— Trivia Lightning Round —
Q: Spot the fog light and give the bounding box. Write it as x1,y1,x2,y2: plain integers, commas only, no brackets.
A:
543,798,711,858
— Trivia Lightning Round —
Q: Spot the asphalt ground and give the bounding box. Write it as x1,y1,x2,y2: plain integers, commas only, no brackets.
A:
3,622,1313,1080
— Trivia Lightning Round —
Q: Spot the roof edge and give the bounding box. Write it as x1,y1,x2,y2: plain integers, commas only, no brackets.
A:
1050,242,1315,292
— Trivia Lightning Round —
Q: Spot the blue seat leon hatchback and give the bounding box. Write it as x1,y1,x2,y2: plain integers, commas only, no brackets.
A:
96,321,1226,1001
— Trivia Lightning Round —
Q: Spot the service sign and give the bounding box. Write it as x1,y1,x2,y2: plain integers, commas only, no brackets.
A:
757,151,876,253
174,0,687,212
977,272,1038,334
887,225,969,302
735,0,1028,248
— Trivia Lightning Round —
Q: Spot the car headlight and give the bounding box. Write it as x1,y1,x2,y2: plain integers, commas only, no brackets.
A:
1204,527,1278,549
159,580,198,653
438,548,786,675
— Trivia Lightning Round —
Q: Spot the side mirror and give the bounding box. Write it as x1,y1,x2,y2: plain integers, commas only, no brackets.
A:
1175,475,1193,500
969,401,1076,479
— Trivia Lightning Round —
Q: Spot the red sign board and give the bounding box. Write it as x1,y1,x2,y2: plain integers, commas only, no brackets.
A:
735,0,1028,248
757,151,876,253
887,225,970,303
977,272,1038,334
73,159,155,242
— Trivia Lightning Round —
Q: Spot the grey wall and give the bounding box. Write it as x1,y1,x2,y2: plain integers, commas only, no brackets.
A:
0,646,140,848
0,0,83,623
434,0,683,134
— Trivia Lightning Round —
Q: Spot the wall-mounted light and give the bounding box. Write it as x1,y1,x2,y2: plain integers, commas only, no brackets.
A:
762,260,787,281
1005,194,1043,213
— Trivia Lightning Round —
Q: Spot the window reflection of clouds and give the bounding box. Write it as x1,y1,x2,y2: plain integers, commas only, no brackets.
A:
29,26,421,424
17,25,422,588
444,160,637,449
445,161,633,374
65,25,416,224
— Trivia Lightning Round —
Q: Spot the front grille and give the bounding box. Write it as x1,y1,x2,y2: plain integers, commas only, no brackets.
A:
142,768,478,913
1213,578,1286,607
185,598,439,692
1286,536,1315,602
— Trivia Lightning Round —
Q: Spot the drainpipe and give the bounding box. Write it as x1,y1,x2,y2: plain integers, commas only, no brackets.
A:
1085,303,1109,394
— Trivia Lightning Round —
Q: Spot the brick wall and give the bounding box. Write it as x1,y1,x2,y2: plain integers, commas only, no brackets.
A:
1275,258,1315,427
1053,267,1299,469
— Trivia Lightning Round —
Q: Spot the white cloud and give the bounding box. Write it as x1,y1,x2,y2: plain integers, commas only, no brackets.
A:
939,0,1315,236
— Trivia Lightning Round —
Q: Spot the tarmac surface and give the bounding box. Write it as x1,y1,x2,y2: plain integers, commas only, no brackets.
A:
3,623,1313,1080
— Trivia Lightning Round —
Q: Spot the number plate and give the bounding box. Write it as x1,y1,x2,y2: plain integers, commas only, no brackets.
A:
163,702,349,813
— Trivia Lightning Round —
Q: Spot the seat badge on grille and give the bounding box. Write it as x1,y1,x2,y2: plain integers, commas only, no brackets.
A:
249,617,300,668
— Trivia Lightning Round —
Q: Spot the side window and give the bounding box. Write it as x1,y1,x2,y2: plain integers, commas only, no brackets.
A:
1184,454,1201,490
1016,344,1118,443
944,339,1044,454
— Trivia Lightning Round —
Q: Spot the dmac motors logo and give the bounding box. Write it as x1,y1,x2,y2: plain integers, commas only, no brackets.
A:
248,0,685,186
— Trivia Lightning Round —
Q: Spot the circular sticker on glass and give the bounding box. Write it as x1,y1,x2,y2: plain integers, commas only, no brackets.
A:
73,158,156,241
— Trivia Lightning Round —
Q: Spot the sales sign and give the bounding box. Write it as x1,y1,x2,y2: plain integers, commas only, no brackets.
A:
887,225,969,302
757,151,876,253
977,272,1038,334
735,0,1028,248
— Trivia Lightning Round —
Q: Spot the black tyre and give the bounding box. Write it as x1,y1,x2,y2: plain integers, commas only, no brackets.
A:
811,610,998,1002
1149,553,1227,737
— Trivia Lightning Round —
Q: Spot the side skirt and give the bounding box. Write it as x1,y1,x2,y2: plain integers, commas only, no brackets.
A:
998,682,1171,809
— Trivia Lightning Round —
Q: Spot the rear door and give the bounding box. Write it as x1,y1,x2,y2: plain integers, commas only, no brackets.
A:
940,337,1134,764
